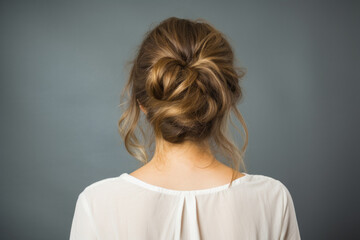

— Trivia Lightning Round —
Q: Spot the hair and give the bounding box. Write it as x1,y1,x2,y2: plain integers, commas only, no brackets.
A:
118,17,248,187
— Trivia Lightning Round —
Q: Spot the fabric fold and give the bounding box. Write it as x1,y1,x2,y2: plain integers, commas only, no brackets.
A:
185,194,201,240
174,194,185,240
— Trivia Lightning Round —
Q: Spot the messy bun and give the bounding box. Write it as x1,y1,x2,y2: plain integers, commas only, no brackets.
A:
118,17,248,184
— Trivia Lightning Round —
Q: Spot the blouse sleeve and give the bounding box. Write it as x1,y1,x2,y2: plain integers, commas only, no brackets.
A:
279,183,301,240
69,191,97,240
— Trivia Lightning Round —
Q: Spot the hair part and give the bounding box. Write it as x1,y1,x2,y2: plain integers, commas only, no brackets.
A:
118,17,248,187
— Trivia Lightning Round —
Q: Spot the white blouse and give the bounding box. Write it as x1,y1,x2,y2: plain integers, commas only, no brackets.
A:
69,172,301,240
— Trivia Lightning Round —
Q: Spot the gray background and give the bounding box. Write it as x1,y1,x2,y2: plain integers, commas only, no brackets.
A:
1,0,359,239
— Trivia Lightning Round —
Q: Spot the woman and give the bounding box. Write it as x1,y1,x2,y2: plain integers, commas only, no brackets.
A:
70,17,301,240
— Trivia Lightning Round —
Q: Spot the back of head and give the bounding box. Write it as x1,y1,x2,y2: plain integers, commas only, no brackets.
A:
118,17,248,176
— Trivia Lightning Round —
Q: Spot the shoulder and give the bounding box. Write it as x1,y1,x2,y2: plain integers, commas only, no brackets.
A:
84,176,119,190
78,174,128,202
73,174,135,220
244,173,292,203
246,173,285,187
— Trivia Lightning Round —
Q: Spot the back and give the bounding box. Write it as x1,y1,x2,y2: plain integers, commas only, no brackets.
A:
69,173,301,240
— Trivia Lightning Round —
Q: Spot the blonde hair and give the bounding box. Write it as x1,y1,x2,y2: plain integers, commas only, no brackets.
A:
118,17,248,186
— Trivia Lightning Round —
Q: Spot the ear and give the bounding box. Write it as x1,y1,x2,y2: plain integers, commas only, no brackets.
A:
137,99,147,115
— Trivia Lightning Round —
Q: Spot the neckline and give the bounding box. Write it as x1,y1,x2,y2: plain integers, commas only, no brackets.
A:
119,172,250,196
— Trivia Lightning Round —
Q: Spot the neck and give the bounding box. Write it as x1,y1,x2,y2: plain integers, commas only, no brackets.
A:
148,139,221,175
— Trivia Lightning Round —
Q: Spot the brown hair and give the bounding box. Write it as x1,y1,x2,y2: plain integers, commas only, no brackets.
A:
118,17,248,186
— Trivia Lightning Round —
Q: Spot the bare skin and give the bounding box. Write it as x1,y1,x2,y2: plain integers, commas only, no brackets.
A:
129,102,245,191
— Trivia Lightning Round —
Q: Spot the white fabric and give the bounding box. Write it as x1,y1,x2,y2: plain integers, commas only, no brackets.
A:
70,172,301,240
